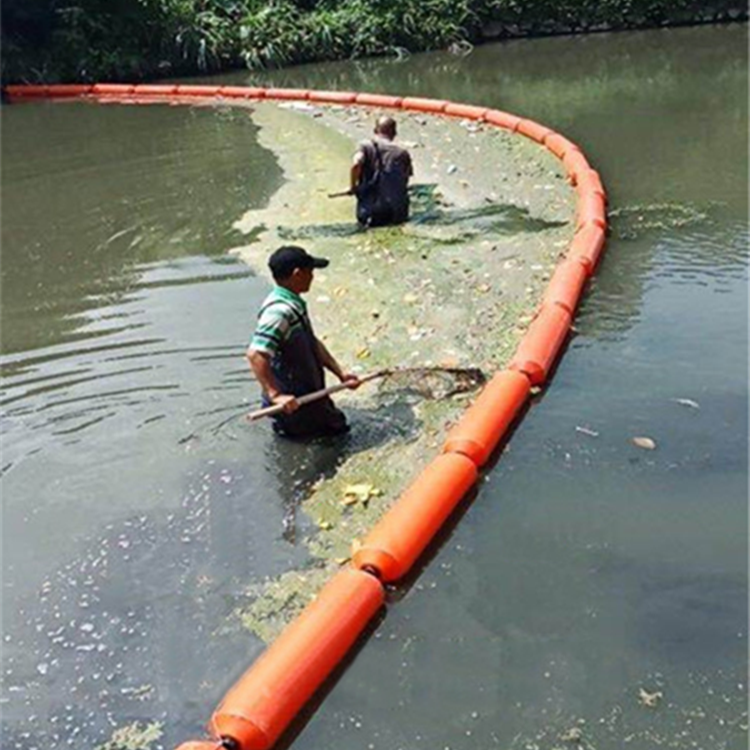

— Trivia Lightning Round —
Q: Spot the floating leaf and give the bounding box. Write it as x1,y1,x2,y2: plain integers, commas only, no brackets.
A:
638,687,663,707
318,520,333,530
632,436,657,450
335,557,351,566
356,347,371,359
342,483,381,505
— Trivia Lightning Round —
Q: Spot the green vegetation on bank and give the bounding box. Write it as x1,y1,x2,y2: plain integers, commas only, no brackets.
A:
2,0,746,84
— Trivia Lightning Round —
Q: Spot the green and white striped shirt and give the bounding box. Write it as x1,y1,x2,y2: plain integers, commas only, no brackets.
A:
249,286,309,357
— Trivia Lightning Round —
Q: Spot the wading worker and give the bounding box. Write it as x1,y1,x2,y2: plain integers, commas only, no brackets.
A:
350,116,413,227
247,246,360,438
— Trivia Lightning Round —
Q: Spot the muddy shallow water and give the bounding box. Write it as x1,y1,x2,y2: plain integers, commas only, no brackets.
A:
2,23,747,750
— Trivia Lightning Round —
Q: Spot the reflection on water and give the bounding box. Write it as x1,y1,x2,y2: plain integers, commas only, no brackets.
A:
1,23,748,750
0,101,297,747
0,102,280,355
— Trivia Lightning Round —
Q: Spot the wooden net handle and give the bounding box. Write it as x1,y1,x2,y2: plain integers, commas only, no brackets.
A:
246,370,387,422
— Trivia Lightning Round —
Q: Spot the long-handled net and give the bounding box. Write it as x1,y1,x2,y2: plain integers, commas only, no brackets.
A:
370,366,485,399
247,365,485,421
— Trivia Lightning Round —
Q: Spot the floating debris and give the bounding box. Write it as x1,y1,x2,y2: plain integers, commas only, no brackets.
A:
342,483,382,507
638,686,664,708
672,397,700,409
632,436,657,450
575,426,600,437
95,721,163,750
559,726,583,743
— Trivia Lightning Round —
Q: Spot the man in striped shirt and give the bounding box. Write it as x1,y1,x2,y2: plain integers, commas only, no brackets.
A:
247,246,360,438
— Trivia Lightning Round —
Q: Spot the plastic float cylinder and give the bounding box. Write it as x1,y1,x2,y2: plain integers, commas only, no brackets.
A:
47,84,93,97
354,93,403,108
576,191,607,232
567,223,607,276
210,568,383,750
542,259,589,315
91,83,135,96
4,84,48,98
352,453,478,582
308,90,357,104
483,109,521,131
218,86,266,99
576,169,606,203
562,149,592,185
264,88,310,101
442,370,531,467
444,103,489,121
175,85,222,97
132,84,178,96
543,132,580,160
516,119,554,144
509,304,572,386
401,96,448,114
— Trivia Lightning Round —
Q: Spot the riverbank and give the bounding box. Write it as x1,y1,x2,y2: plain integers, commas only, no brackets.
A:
228,100,575,639
2,1,746,84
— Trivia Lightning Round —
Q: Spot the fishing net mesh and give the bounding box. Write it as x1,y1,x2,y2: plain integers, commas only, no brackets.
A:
374,366,485,400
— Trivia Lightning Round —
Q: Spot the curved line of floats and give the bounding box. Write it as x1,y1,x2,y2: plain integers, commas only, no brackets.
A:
4,82,608,750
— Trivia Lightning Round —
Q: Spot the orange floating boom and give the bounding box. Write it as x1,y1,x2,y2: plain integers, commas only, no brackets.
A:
309,90,358,104
542,259,589,315
210,568,384,750
509,304,572,386
543,132,580,160
218,86,267,99
444,102,489,120
264,88,310,100
443,370,531,467
132,84,178,95
354,92,404,108
352,453,478,582
175,85,222,97
517,118,554,144
567,223,607,276
2,84,610,750
401,96,449,114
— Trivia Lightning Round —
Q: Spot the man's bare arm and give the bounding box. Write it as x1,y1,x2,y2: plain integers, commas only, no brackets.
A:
350,150,365,193
315,339,361,388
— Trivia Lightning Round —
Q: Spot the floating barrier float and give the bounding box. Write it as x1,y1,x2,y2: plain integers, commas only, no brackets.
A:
4,83,607,749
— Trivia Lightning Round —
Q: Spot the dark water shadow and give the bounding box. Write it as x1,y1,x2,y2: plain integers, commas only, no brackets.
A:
268,399,422,542
276,221,364,240
410,202,569,238
272,186,568,244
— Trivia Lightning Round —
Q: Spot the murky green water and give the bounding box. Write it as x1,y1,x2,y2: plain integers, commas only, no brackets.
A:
2,24,747,750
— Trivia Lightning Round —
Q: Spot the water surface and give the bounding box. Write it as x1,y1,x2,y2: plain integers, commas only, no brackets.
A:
2,23,747,750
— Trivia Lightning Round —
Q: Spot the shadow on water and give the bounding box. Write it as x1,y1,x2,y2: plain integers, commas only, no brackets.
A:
274,184,567,244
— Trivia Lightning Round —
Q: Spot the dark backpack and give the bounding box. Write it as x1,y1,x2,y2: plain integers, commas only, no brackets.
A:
355,141,389,227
